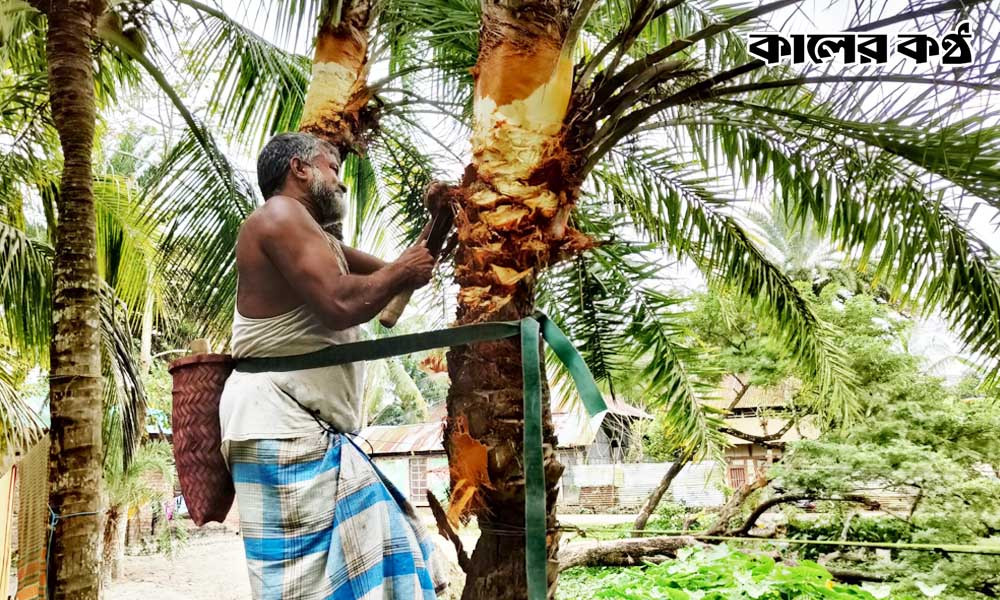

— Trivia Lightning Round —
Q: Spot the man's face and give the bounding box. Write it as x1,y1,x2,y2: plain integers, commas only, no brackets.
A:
305,149,347,225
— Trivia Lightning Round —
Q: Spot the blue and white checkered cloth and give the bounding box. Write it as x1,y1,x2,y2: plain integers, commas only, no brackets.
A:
228,431,446,599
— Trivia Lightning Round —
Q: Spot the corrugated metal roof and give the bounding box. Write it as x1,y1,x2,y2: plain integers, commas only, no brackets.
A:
429,396,650,421
357,422,444,454
603,396,653,419
357,407,610,455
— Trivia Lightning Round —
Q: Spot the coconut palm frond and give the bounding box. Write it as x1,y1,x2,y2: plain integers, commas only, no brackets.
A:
0,221,52,362
181,0,312,148
0,351,46,459
141,123,257,338
381,0,479,119
94,175,164,328
223,0,327,50
100,285,147,472
367,118,442,242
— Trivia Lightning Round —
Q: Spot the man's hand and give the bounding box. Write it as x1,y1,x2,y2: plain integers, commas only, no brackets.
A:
393,242,435,288
423,181,453,211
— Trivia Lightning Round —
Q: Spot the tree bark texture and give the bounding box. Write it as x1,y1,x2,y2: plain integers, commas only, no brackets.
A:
558,536,701,571
558,537,890,586
632,455,690,533
100,507,123,584
43,2,106,599
298,0,374,156
444,2,593,598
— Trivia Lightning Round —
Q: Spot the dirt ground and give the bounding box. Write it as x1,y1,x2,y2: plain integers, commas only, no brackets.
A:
104,512,630,599
107,526,251,600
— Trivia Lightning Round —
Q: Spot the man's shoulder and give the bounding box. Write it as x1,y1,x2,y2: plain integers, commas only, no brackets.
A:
245,197,317,242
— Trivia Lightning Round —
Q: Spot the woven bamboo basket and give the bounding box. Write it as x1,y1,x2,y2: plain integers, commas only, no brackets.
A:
169,353,236,526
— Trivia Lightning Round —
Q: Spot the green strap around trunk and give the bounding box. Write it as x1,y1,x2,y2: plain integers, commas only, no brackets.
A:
235,312,606,600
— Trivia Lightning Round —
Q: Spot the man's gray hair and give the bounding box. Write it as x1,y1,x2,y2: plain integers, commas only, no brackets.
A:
256,132,340,199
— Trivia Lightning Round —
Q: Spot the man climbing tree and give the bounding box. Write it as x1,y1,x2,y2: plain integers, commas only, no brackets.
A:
218,131,448,598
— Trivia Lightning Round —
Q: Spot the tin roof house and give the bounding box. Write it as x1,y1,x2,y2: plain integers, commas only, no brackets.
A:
356,397,726,511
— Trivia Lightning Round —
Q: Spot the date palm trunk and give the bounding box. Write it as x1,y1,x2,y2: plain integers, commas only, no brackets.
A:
298,2,593,596
40,1,107,598
298,0,374,157
444,2,590,597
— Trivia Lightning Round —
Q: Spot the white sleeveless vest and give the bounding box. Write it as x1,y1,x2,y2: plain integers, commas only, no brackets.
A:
219,237,365,447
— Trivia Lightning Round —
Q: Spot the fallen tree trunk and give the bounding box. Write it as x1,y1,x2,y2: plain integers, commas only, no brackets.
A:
558,536,702,571
560,536,893,586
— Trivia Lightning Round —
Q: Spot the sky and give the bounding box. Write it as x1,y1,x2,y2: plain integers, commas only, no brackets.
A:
94,0,1000,382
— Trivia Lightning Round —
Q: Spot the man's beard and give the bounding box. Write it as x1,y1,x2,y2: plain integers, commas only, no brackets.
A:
309,175,346,235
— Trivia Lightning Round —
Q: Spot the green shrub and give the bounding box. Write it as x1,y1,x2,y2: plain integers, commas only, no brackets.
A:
557,545,889,599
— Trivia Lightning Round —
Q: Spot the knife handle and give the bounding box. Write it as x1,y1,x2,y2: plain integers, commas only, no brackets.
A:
378,288,414,328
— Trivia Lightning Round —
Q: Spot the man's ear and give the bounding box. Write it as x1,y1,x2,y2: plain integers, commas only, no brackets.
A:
288,156,311,182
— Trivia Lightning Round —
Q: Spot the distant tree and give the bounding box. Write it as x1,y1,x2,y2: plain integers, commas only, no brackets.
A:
767,294,1000,598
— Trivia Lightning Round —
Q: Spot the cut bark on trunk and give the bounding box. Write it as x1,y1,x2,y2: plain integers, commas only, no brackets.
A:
42,2,106,599
558,536,702,571
632,454,690,533
298,0,374,156
446,329,565,599
444,1,592,597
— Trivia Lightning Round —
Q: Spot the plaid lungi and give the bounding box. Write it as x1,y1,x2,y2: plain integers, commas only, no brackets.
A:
228,431,446,600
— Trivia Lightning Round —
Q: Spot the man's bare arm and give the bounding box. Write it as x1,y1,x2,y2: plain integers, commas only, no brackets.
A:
341,245,387,275
342,220,435,275
259,200,433,330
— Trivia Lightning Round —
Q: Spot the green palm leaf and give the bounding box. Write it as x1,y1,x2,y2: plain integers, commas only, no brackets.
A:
100,285,147,471
142,129,258,338
181,0,312,148
694,116,1000,382
595,147,858,421
0,221,51,362
0,349,46,459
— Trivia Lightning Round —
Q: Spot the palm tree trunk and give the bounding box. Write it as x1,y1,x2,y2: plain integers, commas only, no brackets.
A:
100,507,122,584
445,2,589,597
43,2,106,598
298,0,374,156
139,266,154,372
